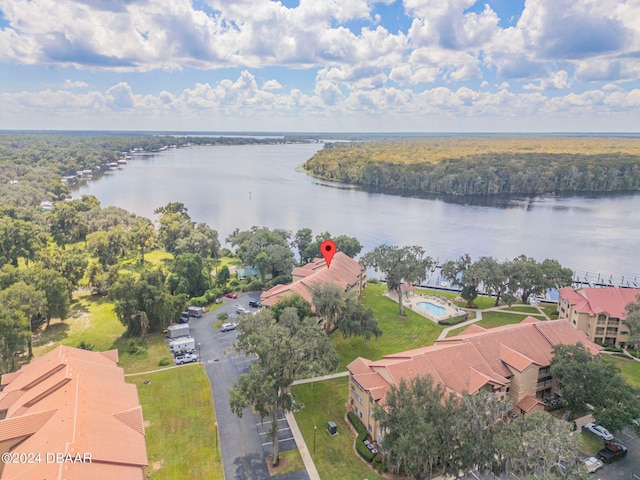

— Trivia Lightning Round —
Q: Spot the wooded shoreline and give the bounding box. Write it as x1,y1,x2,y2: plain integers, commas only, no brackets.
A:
303,136,640,197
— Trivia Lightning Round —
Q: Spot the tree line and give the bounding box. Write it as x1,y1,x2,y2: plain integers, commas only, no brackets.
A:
0,132,308,207
304,137,640,197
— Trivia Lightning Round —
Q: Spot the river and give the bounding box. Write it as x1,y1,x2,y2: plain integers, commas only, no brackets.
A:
73,143,640,286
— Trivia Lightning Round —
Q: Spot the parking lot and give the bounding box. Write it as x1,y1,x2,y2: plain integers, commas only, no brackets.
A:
189,292,309,480
594,426,640,480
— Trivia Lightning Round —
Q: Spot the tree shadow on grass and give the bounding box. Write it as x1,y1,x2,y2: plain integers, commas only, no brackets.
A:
32,321,71,347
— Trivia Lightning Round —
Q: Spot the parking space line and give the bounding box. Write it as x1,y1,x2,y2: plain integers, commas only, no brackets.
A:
257,418,287,426
261,436,295,446
258,428,291,436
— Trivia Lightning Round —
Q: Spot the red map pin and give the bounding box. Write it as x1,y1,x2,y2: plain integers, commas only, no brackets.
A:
320,240,337,268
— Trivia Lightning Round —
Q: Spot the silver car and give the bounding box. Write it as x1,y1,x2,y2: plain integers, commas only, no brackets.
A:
220,322,237,332
583,422,614,441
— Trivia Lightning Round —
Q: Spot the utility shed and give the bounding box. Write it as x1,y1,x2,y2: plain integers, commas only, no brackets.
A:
167,323,190,339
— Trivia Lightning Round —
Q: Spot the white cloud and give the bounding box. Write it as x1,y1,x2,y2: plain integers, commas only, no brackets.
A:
63,79,89,89
523,70,572,90
262,79,283,90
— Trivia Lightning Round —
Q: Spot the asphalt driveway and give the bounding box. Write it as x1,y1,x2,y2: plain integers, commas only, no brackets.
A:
189,292,310,480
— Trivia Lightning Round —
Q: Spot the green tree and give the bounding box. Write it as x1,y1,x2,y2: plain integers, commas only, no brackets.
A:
216,264,231,287
155,202,194,253
0,216,44,267
451,391,512,474
86,227,126,269
293,228,313,261
494,412,586,479
166,253,211,297
127,216,156,264
270,293,314,322
254,251,270,284
509,255,573,304
300,231,363,264
110,269,186,336
375,375,456,479
624,294,640,350
310,283,346,333
38,245,88,288
361,245,433,316
0,281,47,357
49,202,87,248
229,308,338,466
550,343,640,432
174,222,220,259
22,267,71,326
0,308,30,372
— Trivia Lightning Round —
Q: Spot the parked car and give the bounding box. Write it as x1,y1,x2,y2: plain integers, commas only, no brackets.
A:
174,353,197,365
583,456,603,473
225,292,238,299
249,300,261,308
597,442,627,463
220,322,237,332
236,307,246,314
583,422,614,441
178,312,190,324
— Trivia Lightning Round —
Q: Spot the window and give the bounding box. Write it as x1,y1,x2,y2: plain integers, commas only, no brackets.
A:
0,409,6,420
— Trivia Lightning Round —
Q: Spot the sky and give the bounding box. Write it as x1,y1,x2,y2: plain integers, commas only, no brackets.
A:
0,0,639,132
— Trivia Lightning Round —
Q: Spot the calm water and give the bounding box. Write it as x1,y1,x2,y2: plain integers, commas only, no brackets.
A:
74,144,640,285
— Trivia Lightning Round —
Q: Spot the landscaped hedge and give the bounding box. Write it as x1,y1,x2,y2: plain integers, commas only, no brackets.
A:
347,411,375,463
437,313,468,326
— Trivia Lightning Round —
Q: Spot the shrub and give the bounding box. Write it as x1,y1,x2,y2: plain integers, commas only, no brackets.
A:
158,357,171,366
437,313,468,326
229,279,240,288
77,340,94,351
246,280,263,291
127,339,147,356
367,278,380,285
190,296,207,307
348,412,374,463
603,345,623,353
217,312,229,321
266,275,291,288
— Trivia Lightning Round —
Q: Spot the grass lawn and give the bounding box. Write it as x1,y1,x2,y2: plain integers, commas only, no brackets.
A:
608,356,640,387
577,431,604,456
332,284,443,370
539,303,560,319
32,294,126,356
291,378,386,480
128,365,222,480
270,449,305,476
504,305,543,314
414,288,496,309
446,311,531,337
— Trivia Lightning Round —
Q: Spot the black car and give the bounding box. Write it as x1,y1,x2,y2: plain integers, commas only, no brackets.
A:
597,442,627,463
249,300,261,308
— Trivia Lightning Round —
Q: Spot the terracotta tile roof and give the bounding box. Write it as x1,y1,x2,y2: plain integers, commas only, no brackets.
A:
516,395,544,413
261,252,364,307
559,286,640,319
348,318,601,408
0,345,147,480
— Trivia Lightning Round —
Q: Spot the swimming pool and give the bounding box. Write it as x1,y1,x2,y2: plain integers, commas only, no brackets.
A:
416,301,446,317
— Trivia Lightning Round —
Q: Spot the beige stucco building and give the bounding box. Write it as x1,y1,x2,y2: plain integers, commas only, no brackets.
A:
347,318,601,444
558,286,640,347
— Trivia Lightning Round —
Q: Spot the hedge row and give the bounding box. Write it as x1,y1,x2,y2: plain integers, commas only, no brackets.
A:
347,412,375,463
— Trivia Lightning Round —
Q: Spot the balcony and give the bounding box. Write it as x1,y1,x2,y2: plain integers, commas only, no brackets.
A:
536,380,553,390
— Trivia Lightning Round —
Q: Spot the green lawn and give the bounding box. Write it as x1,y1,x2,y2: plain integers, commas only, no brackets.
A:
292,378,385,480
33,295,126,356
446,311,531,337
578,431,604,456
539,303,560,319
128,365,222,480
332,285,443,370
504,305,543,314
609,356,640,387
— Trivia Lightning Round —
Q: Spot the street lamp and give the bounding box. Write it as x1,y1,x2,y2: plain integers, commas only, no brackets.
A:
313,426,316,455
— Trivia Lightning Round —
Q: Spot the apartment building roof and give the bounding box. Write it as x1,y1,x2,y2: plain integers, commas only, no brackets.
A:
558,286,640,318
0,346,147,480
261,252,364,307
347,318,601,407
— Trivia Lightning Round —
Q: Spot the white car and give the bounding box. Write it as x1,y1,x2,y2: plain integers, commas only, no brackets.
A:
583,456,603,473
220,322,237,332
583,422,614,441
174,353,197,365
236,307,246,314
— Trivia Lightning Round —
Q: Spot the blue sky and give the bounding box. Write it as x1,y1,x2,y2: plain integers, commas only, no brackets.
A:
0,0,639,132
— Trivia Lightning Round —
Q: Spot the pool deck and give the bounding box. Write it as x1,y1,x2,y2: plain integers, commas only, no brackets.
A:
384,291,465,323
